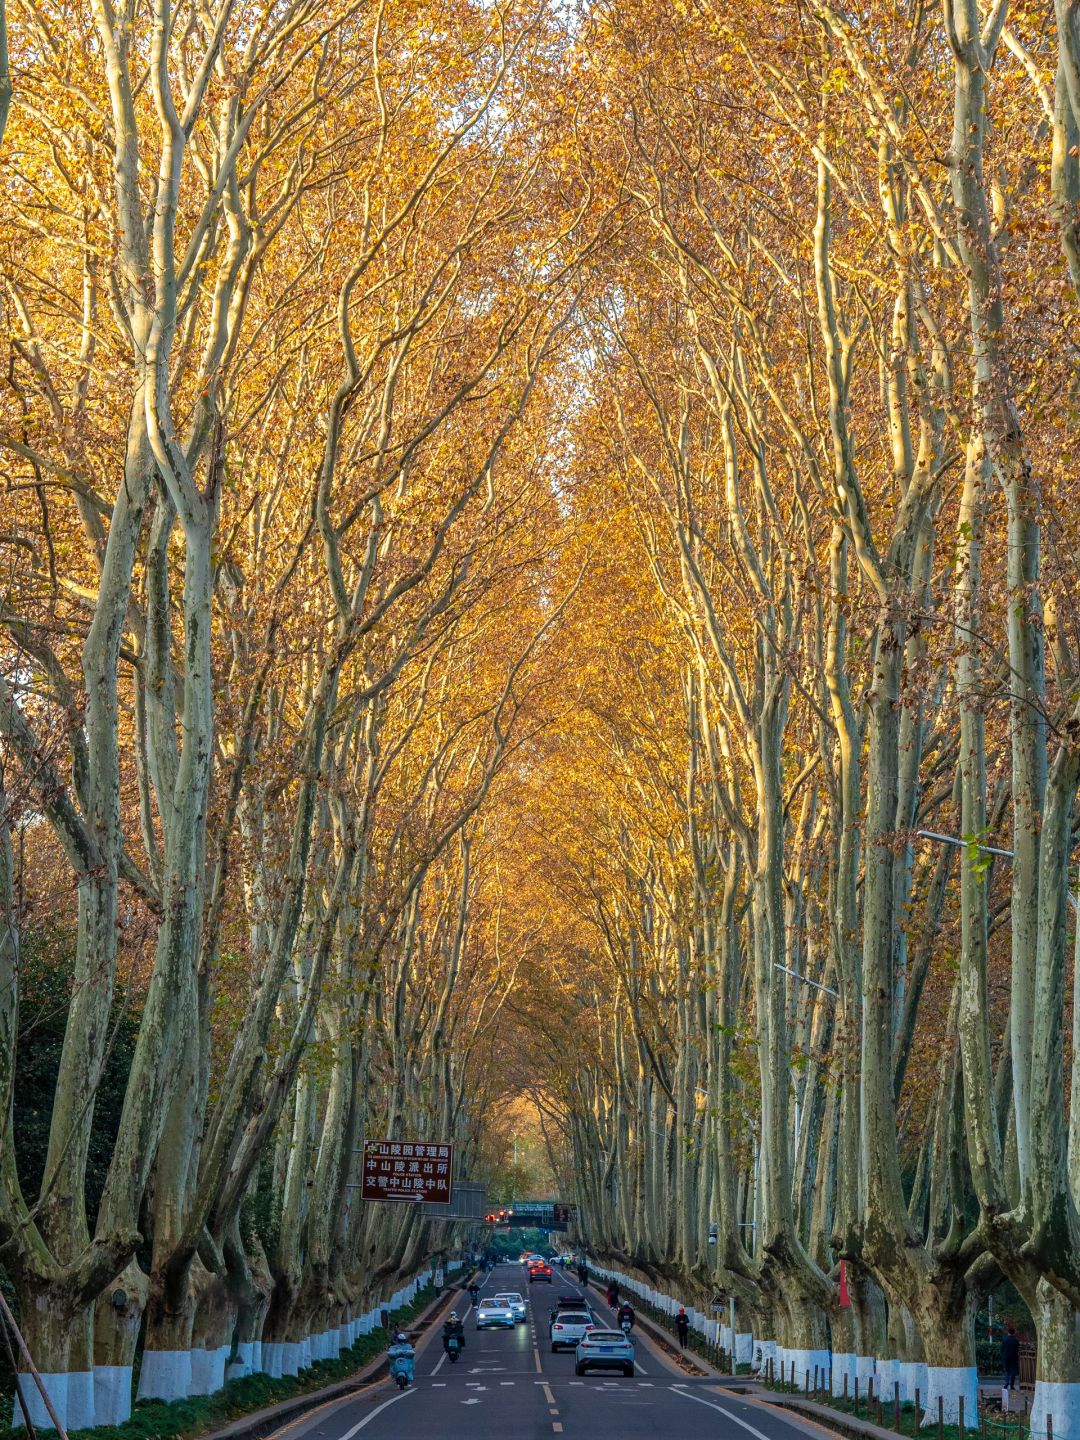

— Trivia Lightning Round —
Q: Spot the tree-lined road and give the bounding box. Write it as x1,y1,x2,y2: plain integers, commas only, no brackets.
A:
272,1265,820,1439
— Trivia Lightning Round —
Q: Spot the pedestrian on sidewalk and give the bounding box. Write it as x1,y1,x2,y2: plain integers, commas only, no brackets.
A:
676,1307,689,1349
1001,1323,1020,1402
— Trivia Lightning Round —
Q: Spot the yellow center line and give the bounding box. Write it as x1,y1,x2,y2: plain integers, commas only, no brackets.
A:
542,1383,555,1405
534,1346,543,1371
553,1424,564,1434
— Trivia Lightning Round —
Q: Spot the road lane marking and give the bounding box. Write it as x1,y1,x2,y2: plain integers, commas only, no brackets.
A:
533,1347,542,1371
331,1389,413,1437
542,1383,556,1405
431,1353,446,1375
552,1425,563,1434
669,1386,779,1440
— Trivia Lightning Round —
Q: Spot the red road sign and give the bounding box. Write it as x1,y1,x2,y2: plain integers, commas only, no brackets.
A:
360,1139,454,1204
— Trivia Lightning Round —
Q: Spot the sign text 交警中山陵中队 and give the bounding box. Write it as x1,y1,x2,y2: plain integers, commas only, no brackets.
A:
360,1140,454,1204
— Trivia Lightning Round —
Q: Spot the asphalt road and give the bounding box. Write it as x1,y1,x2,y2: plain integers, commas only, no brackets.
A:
271,1263,828,1440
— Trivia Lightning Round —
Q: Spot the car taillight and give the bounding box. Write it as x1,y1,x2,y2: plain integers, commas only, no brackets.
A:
553,1324,563,1331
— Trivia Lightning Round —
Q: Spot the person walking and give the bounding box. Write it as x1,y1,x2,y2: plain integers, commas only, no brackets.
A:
676,1306,689,1349
1001,1323,1020,1403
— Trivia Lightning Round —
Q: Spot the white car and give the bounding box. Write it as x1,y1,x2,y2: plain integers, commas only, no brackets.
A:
495,1291,527,1322
550,1309,594,1352
576,1328,635,1377
476,1297,515,1329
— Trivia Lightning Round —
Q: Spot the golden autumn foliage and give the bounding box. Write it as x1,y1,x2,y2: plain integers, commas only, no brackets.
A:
2,0,1080,1425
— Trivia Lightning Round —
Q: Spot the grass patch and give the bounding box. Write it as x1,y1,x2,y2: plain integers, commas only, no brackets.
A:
4,1284,442,1440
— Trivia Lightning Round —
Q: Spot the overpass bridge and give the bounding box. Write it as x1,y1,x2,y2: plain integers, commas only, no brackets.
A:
490,1200,577,1230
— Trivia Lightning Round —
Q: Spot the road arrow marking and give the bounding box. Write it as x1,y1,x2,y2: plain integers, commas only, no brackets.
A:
462,1398,481,1406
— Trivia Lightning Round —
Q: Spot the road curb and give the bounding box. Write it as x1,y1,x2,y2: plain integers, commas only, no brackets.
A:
198,1277,475,1440
720,1383,910,1440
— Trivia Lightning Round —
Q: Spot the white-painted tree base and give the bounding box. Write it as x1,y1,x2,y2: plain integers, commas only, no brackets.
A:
857,1355,877,1387
65,1371,95,1430
753,1339,776,1373
279,1341,302,1376
922,1365,978,1428
1031,1380,1080,1440
262,1343,283,1379
899,1362,929,1407
832,1353,857,1397
736,1332,753,1364
138,1350,193,1404
787,1348,830,1390
298,1338,311,1371
13,1371,70,1431
189,1345,228,1396
226,1340,256,1380
878,1359,898,1398
94,1364,133,1426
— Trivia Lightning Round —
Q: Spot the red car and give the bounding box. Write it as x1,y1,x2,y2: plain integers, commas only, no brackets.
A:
528,1260,554,1283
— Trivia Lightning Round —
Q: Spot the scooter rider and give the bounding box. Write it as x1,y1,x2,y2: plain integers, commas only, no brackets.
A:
468,1281,481,1306
388,1331,415,1388
618,1299,636,1332
442,1311,466,1352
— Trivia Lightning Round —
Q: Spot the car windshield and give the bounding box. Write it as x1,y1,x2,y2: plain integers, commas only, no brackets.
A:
503,1294,523,1303
557,1313,590,1324
478,1300,498,1309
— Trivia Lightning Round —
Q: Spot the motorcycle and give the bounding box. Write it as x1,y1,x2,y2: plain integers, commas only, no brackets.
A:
620,1316,633,1335
447,1334,461,1364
